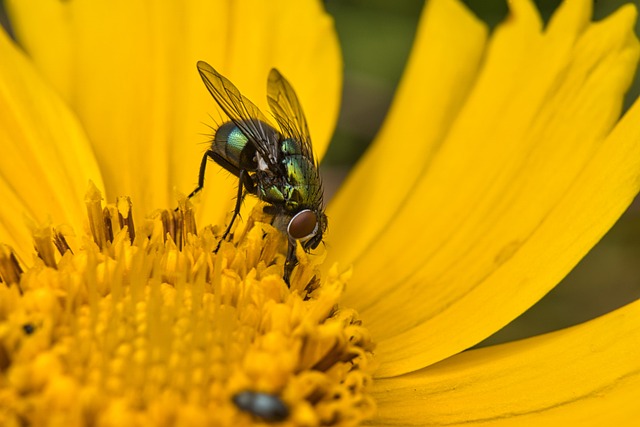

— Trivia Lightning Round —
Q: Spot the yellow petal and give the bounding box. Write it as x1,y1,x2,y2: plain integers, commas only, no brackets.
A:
326,0,488,268
372,297,640,426
0,28,104,260
337,0,640,377
6,0,341,225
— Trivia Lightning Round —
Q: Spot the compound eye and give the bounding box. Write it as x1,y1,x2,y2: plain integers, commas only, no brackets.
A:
287,210,318,241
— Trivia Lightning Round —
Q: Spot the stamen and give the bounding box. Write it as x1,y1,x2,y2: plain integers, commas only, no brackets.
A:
85,181,108,248
116,196,135,243
161,201,199,249
52,228,73,256
0,189,376,425
33,226,57,268
0,244,23,286
103,206,115,243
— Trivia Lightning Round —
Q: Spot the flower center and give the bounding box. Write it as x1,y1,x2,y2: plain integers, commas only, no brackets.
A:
0,185,375,426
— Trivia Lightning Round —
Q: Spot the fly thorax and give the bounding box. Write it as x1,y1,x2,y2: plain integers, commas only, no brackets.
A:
280,138,303,156
256,152,270,171
259,185,285,204
283,187,302,210
283,156,309,185
283,155,320,204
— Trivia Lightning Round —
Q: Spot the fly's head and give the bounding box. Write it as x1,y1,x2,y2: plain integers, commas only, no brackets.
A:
287,208,327,252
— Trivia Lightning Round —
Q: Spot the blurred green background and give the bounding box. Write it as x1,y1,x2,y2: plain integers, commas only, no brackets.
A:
324,0,640,168
2,0,640,347
323,0,640,348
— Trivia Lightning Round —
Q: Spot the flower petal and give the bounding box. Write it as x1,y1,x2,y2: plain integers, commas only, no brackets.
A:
334,0,640,377
371,297,640,426
0,28,104,260
326,0,488,267
6,0,340,223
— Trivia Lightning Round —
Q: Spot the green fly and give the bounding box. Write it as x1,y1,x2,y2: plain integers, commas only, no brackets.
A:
186,61,327,285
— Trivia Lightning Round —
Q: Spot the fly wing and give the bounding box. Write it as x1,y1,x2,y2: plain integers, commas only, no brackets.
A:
197,61,279,167
267,69,324,208
266,69,315,162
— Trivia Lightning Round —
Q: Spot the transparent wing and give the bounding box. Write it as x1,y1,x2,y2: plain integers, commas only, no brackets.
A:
197,61,279,166
267,69,324,209
267,69,315,162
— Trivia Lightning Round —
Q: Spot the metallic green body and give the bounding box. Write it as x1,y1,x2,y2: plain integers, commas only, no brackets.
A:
213,123,254,169
194,61,326,285
216,133,320,212
282,154,319,209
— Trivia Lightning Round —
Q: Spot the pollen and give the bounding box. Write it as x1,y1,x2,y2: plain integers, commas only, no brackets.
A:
0,184,376,427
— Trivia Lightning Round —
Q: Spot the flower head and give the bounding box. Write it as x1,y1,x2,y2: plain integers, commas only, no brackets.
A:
0,184,375,426
2,0,640,426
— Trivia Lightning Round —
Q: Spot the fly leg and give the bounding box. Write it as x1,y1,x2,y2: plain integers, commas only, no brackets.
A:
214,169,254,252
181,150,248,206
180,150,255,252
178,150,215,209
283,241,297,287
220,169,247,241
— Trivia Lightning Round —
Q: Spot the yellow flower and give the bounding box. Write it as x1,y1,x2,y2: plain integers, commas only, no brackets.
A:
1,0,640,426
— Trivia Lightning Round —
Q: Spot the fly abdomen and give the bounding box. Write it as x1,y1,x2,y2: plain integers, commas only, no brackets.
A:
212,122,257,171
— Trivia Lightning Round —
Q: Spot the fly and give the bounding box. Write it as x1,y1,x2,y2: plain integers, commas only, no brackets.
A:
232,390,289,422
186,61,327,285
